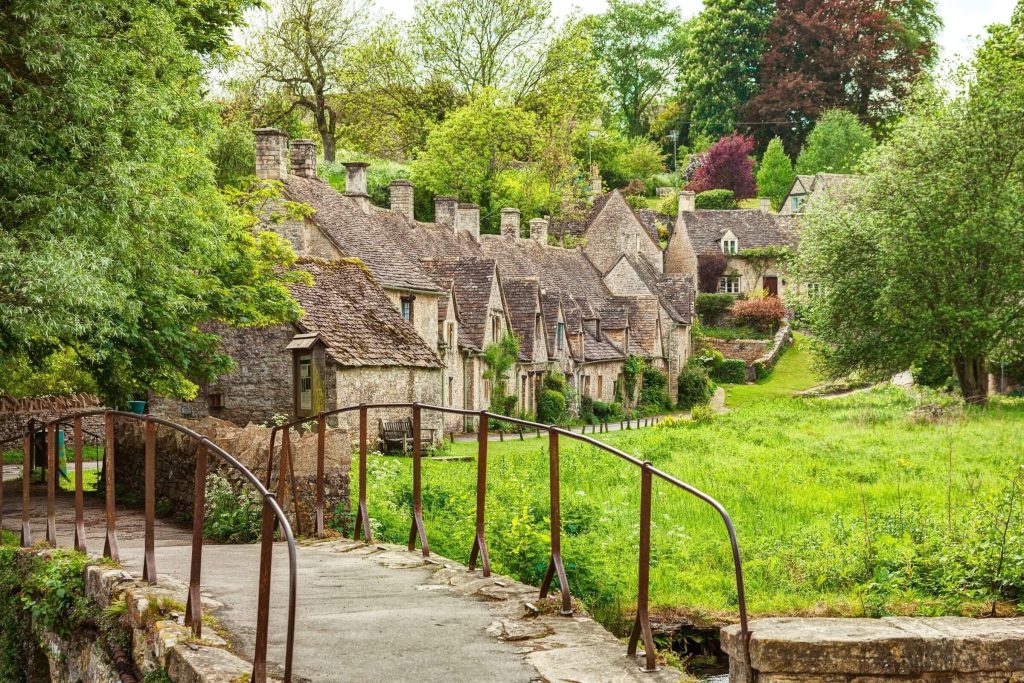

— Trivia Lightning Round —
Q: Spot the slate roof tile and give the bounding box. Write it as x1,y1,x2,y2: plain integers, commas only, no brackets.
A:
679,209,799,254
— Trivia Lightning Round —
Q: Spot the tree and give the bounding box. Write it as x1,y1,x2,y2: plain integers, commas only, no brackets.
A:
0,0,302,403
798,19,1024,403
757,137,795,210
412,89,539,224
687,133,757,198
482,333,521,414
248,0,367,161
589,0,687,137
413,0,553,98
745,0,938,150
680,0,775,139
796,110,875,174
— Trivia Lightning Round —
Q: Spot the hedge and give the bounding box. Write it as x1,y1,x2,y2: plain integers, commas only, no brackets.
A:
695,189,737,210
712,359,747,384
537,389,566,424
695,293,735,325
677,366,714,409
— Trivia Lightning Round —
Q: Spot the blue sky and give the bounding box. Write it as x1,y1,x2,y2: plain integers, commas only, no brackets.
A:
377,0,1018,63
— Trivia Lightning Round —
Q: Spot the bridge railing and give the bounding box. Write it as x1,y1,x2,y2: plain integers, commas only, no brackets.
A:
0,411,297,683
268,402,751,674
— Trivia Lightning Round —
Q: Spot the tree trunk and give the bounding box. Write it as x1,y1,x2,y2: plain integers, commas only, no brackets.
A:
953,353,989,405
321,130,335,163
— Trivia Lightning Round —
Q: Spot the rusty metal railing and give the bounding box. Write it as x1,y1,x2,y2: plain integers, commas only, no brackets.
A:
0,411,297,683
268,402,751,674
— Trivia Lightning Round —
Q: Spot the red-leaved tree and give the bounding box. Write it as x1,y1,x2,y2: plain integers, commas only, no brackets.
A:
686,133,757,198
744,0,935,151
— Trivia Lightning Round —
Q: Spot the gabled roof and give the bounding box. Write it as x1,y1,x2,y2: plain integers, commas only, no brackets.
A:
809,173,860,198
418,257,499,352
502,278,544,363
631,255,695,324
790,174,816,196
611,295,661,358
583,331,625,363
282,177,442,293
678,210,799,254
540,290,565,357
288,258,442,369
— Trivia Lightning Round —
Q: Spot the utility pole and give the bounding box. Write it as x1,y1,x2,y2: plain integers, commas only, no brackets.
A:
668,130,679,174
587,130,599,170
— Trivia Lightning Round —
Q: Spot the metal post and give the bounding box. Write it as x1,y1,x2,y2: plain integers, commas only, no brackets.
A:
539,429,572,615
277,427,293,534
627,464,658,672
142,419,157,582
408,404,429,555
21,433,31,547
103,412,120,561
73,417,86,553
185,441,207,638
355,405,371,541
315,414,326,537
252,496,276,683
46,423,56,546
468,411,491,576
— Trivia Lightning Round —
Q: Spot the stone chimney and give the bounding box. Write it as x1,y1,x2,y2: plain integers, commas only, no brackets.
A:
500,208,521,240
343,162,370,213
290,139,317,178
255,128,289,180
455,203,480,241
529,217,548,244
759,197,772,214
590,163,603,196
389,179,414,220
679,190,696,213
434,196,458,227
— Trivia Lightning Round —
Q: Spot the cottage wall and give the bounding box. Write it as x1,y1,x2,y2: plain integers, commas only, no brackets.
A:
723,256,793,298
439,314,467,432
334,366,443,437
583,193,663,275
384,289,440,353
580,361,621,403
603,258,650,296
664,321,691,403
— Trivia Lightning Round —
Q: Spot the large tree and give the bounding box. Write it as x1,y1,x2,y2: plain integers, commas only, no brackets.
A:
796,110,875,174
745,0,938,150
680,0,775,140
798,14,1024,403
757,137,795,210
589,0,687,137
687,133,757,199
248,0,367,161
0,0,302,403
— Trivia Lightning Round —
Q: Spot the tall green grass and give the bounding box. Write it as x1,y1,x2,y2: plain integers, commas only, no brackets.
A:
355,388,1024,629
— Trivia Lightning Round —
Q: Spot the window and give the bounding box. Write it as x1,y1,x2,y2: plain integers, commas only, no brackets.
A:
807,283,821,298
718,276,740,294
597,375,603,398
792,196,804,212
208,392,223,410
297,354,312,411
448,377,454,405
491,315,501,341
400,296,414,322
446,322,455,349
556,322,565,351
722,238,738,255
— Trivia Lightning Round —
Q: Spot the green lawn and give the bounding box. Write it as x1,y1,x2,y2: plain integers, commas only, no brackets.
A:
724,334,822,408
354,387,1024,634
2,444,104,465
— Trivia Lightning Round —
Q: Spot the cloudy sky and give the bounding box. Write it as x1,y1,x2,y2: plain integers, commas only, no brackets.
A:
375,0,1018,63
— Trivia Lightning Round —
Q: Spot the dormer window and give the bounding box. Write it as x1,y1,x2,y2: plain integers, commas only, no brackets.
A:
556,322,565,350
722,238,738,255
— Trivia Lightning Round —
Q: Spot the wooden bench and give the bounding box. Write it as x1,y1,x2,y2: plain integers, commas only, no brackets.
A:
379,416,437,454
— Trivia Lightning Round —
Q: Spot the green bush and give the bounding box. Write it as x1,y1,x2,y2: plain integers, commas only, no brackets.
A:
537,389,567,424
695,189,737,209
695,293,736,325
912,353,955,390
692,347,725,372
712,359,747,384
580,395,594,422
543,368,567,394
203,474,262,543
677,366,714,409
639,367,672,413
591,400,624,421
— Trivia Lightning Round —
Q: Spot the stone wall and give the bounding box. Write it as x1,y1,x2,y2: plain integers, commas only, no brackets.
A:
334,365,444,438
0,393,105,450
721,616,1024,682
704,324,791,382
583,192,663,274
114,416,351,535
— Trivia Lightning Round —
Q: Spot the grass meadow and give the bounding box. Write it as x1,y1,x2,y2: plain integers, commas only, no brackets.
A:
356,385,1024,633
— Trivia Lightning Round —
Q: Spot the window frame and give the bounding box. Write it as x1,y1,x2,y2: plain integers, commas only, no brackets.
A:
718,276,741,294
721,238,738,255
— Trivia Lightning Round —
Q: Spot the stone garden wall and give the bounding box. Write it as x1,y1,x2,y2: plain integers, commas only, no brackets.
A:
0,393,105,447
114,416,351,536
721,616,1024,682
704,323,792,382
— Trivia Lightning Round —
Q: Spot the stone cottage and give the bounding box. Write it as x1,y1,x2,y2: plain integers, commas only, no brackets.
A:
780,173,860,215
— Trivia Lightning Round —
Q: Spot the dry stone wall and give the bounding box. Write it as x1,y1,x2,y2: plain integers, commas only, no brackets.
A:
0,393,105,446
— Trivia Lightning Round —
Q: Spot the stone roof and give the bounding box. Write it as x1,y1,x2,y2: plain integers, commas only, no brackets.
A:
611,296,661,357
418,257,498,352
631,255,695,325
288,258,442,368
539,291,563,357
678,210,800,254
282,177,442,293
583,331,625,363
792,175,815,194
633,207,672,243
502,278,543,362
477,236,609,302
809,173,861,200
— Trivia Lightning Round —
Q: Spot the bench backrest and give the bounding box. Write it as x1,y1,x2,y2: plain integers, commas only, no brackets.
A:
380,417,413,438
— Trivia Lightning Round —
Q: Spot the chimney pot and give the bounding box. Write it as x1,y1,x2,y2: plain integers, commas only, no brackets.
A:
456,203,480,241
254,128,289,180
434,196,458,227
342,161,370,213
290,140,317,178
679,190,696,213
500,208,521,240
389,179,415,220
759,197,772,214
529,218,549,244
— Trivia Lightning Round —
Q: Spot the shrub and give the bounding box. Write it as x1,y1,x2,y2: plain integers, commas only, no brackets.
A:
730,296,787,333
537,389,566,424
626,193,649,210
639,367,672,413
692,347,725,372
591,400,623,421
912,353,955,390
677,366,714,409
203,474,262,543
543,368,567,394
695,189,737,210
697,252,728,293
689,403,717,424
695,293,735,325
580,395,594,422
687,133,757,199
712,359,747,384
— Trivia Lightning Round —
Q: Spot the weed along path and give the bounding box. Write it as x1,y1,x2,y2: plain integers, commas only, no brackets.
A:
2,477,682,682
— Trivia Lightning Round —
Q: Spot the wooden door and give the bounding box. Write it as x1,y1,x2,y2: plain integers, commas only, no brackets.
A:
763,276,779,297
